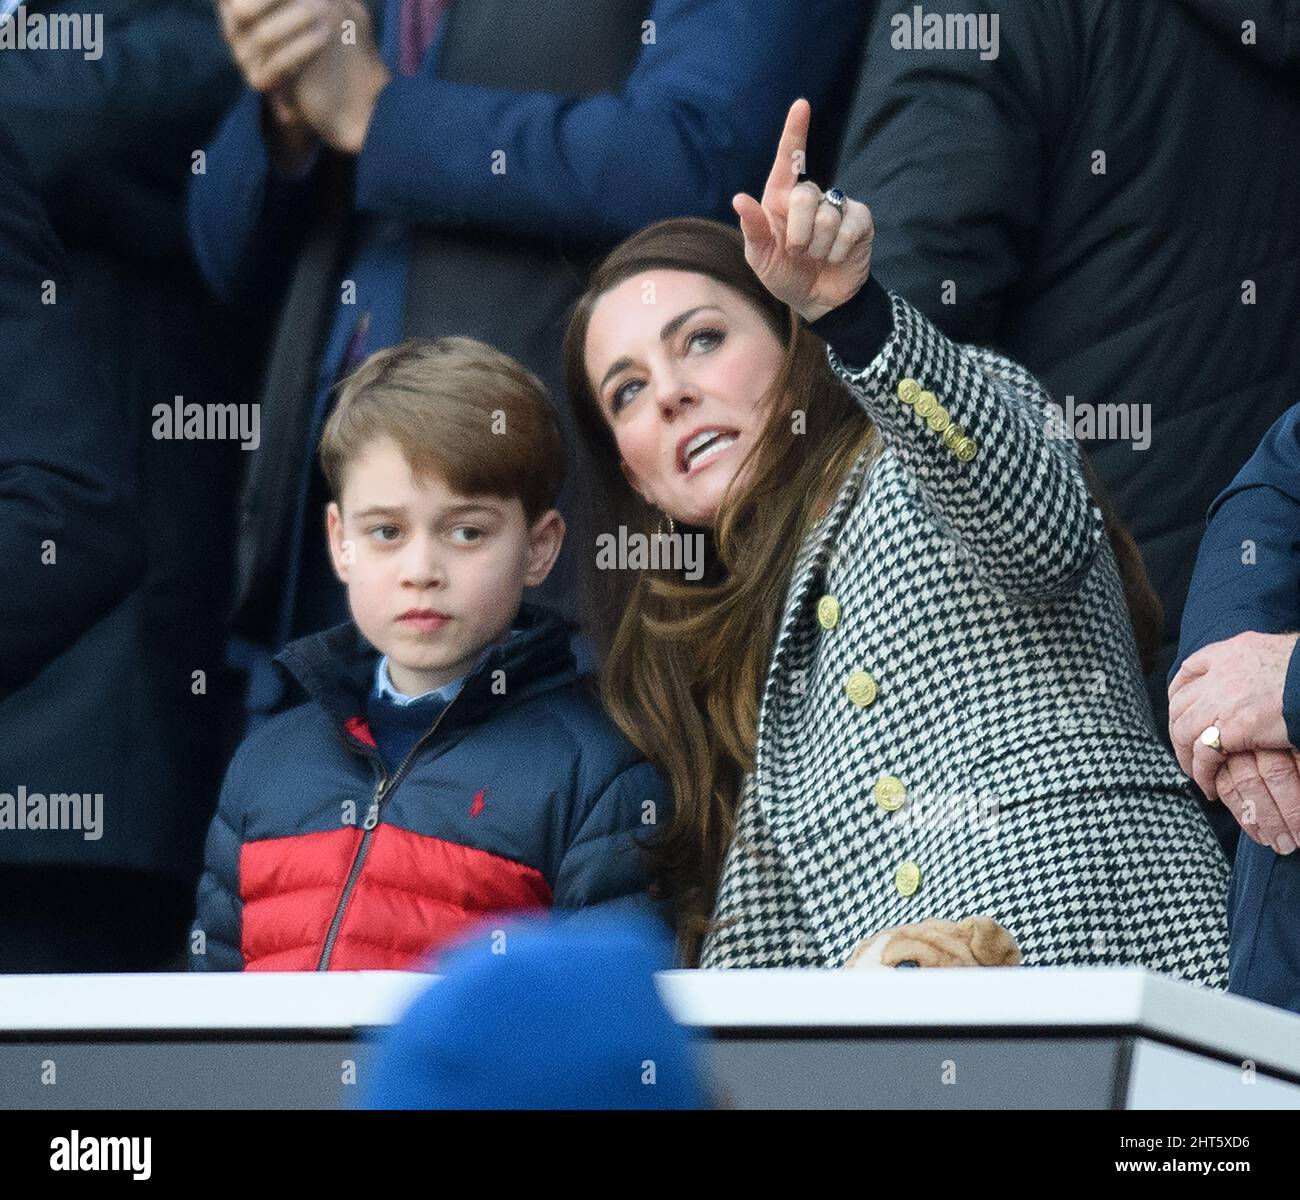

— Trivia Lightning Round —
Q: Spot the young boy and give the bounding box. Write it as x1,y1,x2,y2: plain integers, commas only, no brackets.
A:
190,338,670,970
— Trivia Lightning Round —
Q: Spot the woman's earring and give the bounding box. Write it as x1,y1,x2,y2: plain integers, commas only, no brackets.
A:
657,511,676,537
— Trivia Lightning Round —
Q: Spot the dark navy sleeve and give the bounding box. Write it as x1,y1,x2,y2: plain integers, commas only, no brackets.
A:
1284,648,1300,750
187,87,321,306
804,274,893,370
355,0,866,240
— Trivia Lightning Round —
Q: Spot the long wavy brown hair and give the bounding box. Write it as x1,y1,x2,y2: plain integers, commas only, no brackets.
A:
562,217,1161,966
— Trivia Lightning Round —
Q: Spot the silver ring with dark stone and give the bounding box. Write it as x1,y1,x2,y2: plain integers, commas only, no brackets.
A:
820,187,847,213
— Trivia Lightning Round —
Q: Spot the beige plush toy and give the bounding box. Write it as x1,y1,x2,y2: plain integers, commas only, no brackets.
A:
843,916,1022,969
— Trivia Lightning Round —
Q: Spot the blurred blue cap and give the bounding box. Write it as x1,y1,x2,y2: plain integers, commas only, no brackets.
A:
359,913,711,1109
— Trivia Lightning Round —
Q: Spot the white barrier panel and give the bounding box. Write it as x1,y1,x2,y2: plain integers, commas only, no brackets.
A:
1,967,1297,1108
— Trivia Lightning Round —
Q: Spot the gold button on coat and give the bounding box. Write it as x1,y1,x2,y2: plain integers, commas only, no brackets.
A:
942,424,965,451
816,595,840,629
844,670,878,707
895,861,921,896
927,405,950,433
897,378,921,405
914,391,938,419
873,775,907,811
956,438,978,462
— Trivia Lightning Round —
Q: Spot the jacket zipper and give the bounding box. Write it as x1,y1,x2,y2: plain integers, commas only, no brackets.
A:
315,694,463,970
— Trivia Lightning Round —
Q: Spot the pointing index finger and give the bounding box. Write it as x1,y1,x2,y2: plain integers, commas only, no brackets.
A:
763,98,811,204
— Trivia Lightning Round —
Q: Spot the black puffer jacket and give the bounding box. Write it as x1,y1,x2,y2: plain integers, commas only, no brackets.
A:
833,0,1300,763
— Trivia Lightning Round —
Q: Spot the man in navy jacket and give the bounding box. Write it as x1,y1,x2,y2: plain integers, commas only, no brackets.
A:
0,122,153,970
189,0,867,729
1171,405,1300,1013
0,0,260,970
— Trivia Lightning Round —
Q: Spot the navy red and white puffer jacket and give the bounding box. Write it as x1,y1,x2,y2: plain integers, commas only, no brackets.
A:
189,604,671,970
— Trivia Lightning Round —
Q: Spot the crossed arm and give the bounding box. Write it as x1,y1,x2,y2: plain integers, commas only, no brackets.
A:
191,0,862,303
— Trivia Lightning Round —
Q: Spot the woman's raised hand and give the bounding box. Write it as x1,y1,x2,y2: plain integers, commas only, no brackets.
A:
732,98,875,323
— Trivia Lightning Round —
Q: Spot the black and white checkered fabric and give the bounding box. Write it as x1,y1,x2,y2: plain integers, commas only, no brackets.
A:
699,291,1230,986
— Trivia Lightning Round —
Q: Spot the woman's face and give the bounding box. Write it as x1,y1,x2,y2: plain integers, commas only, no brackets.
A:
584,269,786,528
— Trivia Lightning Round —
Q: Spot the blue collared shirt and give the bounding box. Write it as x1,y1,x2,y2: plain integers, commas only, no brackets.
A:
372,627,526,705
364,628,525,772
373,654,472,708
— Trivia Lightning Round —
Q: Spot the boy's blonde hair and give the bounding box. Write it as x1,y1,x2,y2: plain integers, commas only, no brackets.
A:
319,336,566,522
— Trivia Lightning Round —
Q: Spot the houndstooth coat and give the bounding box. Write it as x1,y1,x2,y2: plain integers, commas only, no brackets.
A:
698,291,1230,986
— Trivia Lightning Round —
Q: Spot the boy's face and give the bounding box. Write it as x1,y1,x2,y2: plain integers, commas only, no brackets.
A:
326,437,564,697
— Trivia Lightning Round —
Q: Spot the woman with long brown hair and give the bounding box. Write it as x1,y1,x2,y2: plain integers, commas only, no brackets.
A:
563,100,1228,979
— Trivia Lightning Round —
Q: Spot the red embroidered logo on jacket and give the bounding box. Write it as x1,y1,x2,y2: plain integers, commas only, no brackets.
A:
469,789,486,817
